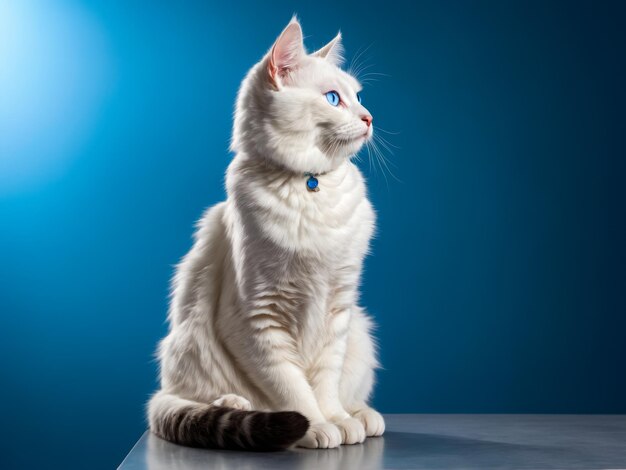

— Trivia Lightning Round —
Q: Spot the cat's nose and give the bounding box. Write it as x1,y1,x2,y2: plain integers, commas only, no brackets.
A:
361,114,373,127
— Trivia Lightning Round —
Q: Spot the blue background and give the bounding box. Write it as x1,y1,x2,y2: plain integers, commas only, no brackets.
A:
1,1,625,468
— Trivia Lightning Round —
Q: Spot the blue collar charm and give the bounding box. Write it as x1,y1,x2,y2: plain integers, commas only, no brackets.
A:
305,173,320,192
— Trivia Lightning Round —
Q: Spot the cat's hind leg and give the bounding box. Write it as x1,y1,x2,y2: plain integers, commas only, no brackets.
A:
211,393,252,410
339,307,386,437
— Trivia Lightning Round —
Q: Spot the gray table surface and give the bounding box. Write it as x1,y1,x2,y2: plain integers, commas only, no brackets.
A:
118,414,626,469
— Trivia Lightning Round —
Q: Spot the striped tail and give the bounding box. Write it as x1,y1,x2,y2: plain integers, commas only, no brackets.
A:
148,392,309,451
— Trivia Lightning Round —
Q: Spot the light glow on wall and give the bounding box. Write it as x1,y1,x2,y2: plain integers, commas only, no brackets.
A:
0,0,112,195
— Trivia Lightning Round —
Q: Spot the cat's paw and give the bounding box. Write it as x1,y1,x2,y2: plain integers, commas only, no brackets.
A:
211,394,252,411
352,408,385,437
334,417,366,445
296,422,342,449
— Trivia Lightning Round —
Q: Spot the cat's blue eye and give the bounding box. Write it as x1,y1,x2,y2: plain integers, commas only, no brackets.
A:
325,91,340,106
357,92,362,104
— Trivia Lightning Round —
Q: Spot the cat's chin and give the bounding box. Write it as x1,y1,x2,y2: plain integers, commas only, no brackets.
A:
343,135,369,156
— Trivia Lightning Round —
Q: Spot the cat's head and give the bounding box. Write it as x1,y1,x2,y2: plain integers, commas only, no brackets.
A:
231,17,373,174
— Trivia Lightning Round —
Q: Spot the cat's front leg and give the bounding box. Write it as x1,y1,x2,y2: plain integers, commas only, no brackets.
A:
229,304,343,449
350,406,385,437
310,308,366,445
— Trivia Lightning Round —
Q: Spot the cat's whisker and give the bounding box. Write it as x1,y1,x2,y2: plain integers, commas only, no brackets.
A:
347,45,363,74
359,72,390,78
348,44,366,75
352,151,363,163
375,126,401,136
354,62,376,76
374,132,400,151
370,136,401,184
365,141,374,175
328,140,340,158
348,42,374,77
371,141,390,189
367,140,387,185
375,136,397,168
353,63,377,83
373,136,394,158
352,57,376,82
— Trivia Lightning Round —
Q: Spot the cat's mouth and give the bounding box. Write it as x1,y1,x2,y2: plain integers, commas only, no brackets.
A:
332,135,364,145
357,129,373,143
349,129,372,142
321,130,371,157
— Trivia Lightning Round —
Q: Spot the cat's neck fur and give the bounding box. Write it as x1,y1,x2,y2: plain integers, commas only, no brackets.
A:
234,148,349,180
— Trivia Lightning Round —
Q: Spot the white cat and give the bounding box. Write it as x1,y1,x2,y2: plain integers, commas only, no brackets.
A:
148,16,385,450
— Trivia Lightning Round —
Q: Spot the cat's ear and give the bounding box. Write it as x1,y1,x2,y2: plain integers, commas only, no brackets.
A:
268,17,305,86
312,32,344,67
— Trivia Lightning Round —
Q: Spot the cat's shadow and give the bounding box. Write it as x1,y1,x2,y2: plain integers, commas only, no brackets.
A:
143,429,602,470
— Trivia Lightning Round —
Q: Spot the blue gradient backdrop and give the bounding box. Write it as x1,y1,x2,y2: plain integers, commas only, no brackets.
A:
1,1,625,468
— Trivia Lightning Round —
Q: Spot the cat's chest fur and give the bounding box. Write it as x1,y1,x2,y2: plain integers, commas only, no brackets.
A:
224,156,374,355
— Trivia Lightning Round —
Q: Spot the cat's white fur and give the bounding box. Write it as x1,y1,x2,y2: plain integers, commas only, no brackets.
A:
148,17,384,449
